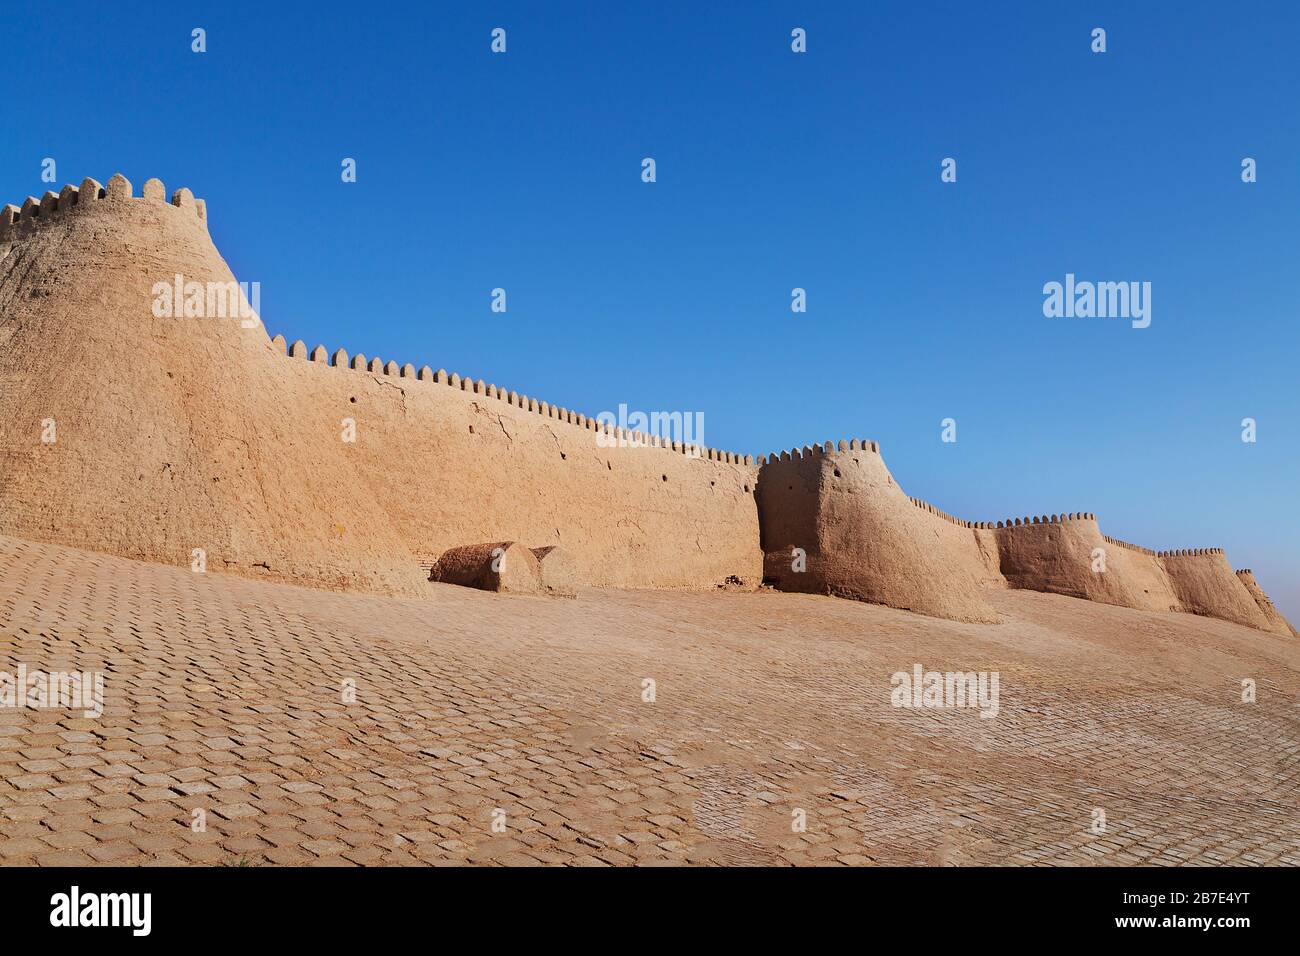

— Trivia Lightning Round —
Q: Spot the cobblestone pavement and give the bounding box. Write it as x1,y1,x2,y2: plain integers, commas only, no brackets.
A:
1,535,1296,866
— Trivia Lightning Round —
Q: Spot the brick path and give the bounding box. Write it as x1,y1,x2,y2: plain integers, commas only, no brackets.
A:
1,534,1296,865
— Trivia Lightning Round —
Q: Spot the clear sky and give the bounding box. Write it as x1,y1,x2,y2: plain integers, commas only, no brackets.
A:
3,1,1297,619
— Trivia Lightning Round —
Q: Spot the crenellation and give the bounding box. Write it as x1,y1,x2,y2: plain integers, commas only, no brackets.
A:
106,173,132,201
262,324,755,462
0,203,18,242
2,174,208,244
79,177,103,203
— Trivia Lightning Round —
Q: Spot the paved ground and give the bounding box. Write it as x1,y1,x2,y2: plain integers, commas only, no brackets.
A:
0,534,1296,866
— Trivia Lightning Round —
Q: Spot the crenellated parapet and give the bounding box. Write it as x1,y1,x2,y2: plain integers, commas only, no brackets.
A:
0,172,208,244
755,438,880,465
995,512,1095,528
1102,534,1159,557
266,332,757,467
907,495,975,528
755,438,1002,622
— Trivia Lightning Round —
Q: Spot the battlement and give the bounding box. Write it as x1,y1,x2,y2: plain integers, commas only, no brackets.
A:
907,495,976,528
1101,534,1159,557
0,172,208,244
267,333,757,468
994,512,1095,528
755,439,880,465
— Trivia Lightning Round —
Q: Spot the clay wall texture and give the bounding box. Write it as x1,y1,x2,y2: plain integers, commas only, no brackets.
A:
756,443,1000,623
0,175,760,595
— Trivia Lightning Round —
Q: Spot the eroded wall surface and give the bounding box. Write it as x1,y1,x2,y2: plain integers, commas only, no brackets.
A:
757,443,1000,623
755,443,1293,634
0,177,760,595
1235,570,1296,636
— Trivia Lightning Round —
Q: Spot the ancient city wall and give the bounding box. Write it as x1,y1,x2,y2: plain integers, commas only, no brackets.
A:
757,449,1292,635
994,514,1181,613
756,442,1000,623
0,173,760,594
1235,570,1297,636
268,334,762,589
0,171,1291,635
1161,550,1270,631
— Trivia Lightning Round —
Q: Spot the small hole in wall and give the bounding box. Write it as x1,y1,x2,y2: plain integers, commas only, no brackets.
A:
710,480,715,487
662,474,668,482
607,462,612,470
744,484,750,493
833,468,842,478
468,425,474,434
561,452,567,460
788,486,793,491
349,396,357,403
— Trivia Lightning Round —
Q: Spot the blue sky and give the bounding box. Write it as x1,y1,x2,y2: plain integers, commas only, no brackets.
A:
3,1,1297,618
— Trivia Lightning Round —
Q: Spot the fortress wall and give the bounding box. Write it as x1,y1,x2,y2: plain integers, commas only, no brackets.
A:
993,514,1181,612
274,340,762,589
0,173,207,247
757,442,999,622
1,171,1293,628
905,496,1006,588
1234,570,1296,637
0,177,435,595
0,176,759,594
1160,550,1270,631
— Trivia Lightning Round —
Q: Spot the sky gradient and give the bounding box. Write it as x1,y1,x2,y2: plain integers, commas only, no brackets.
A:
3,1,1297,618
